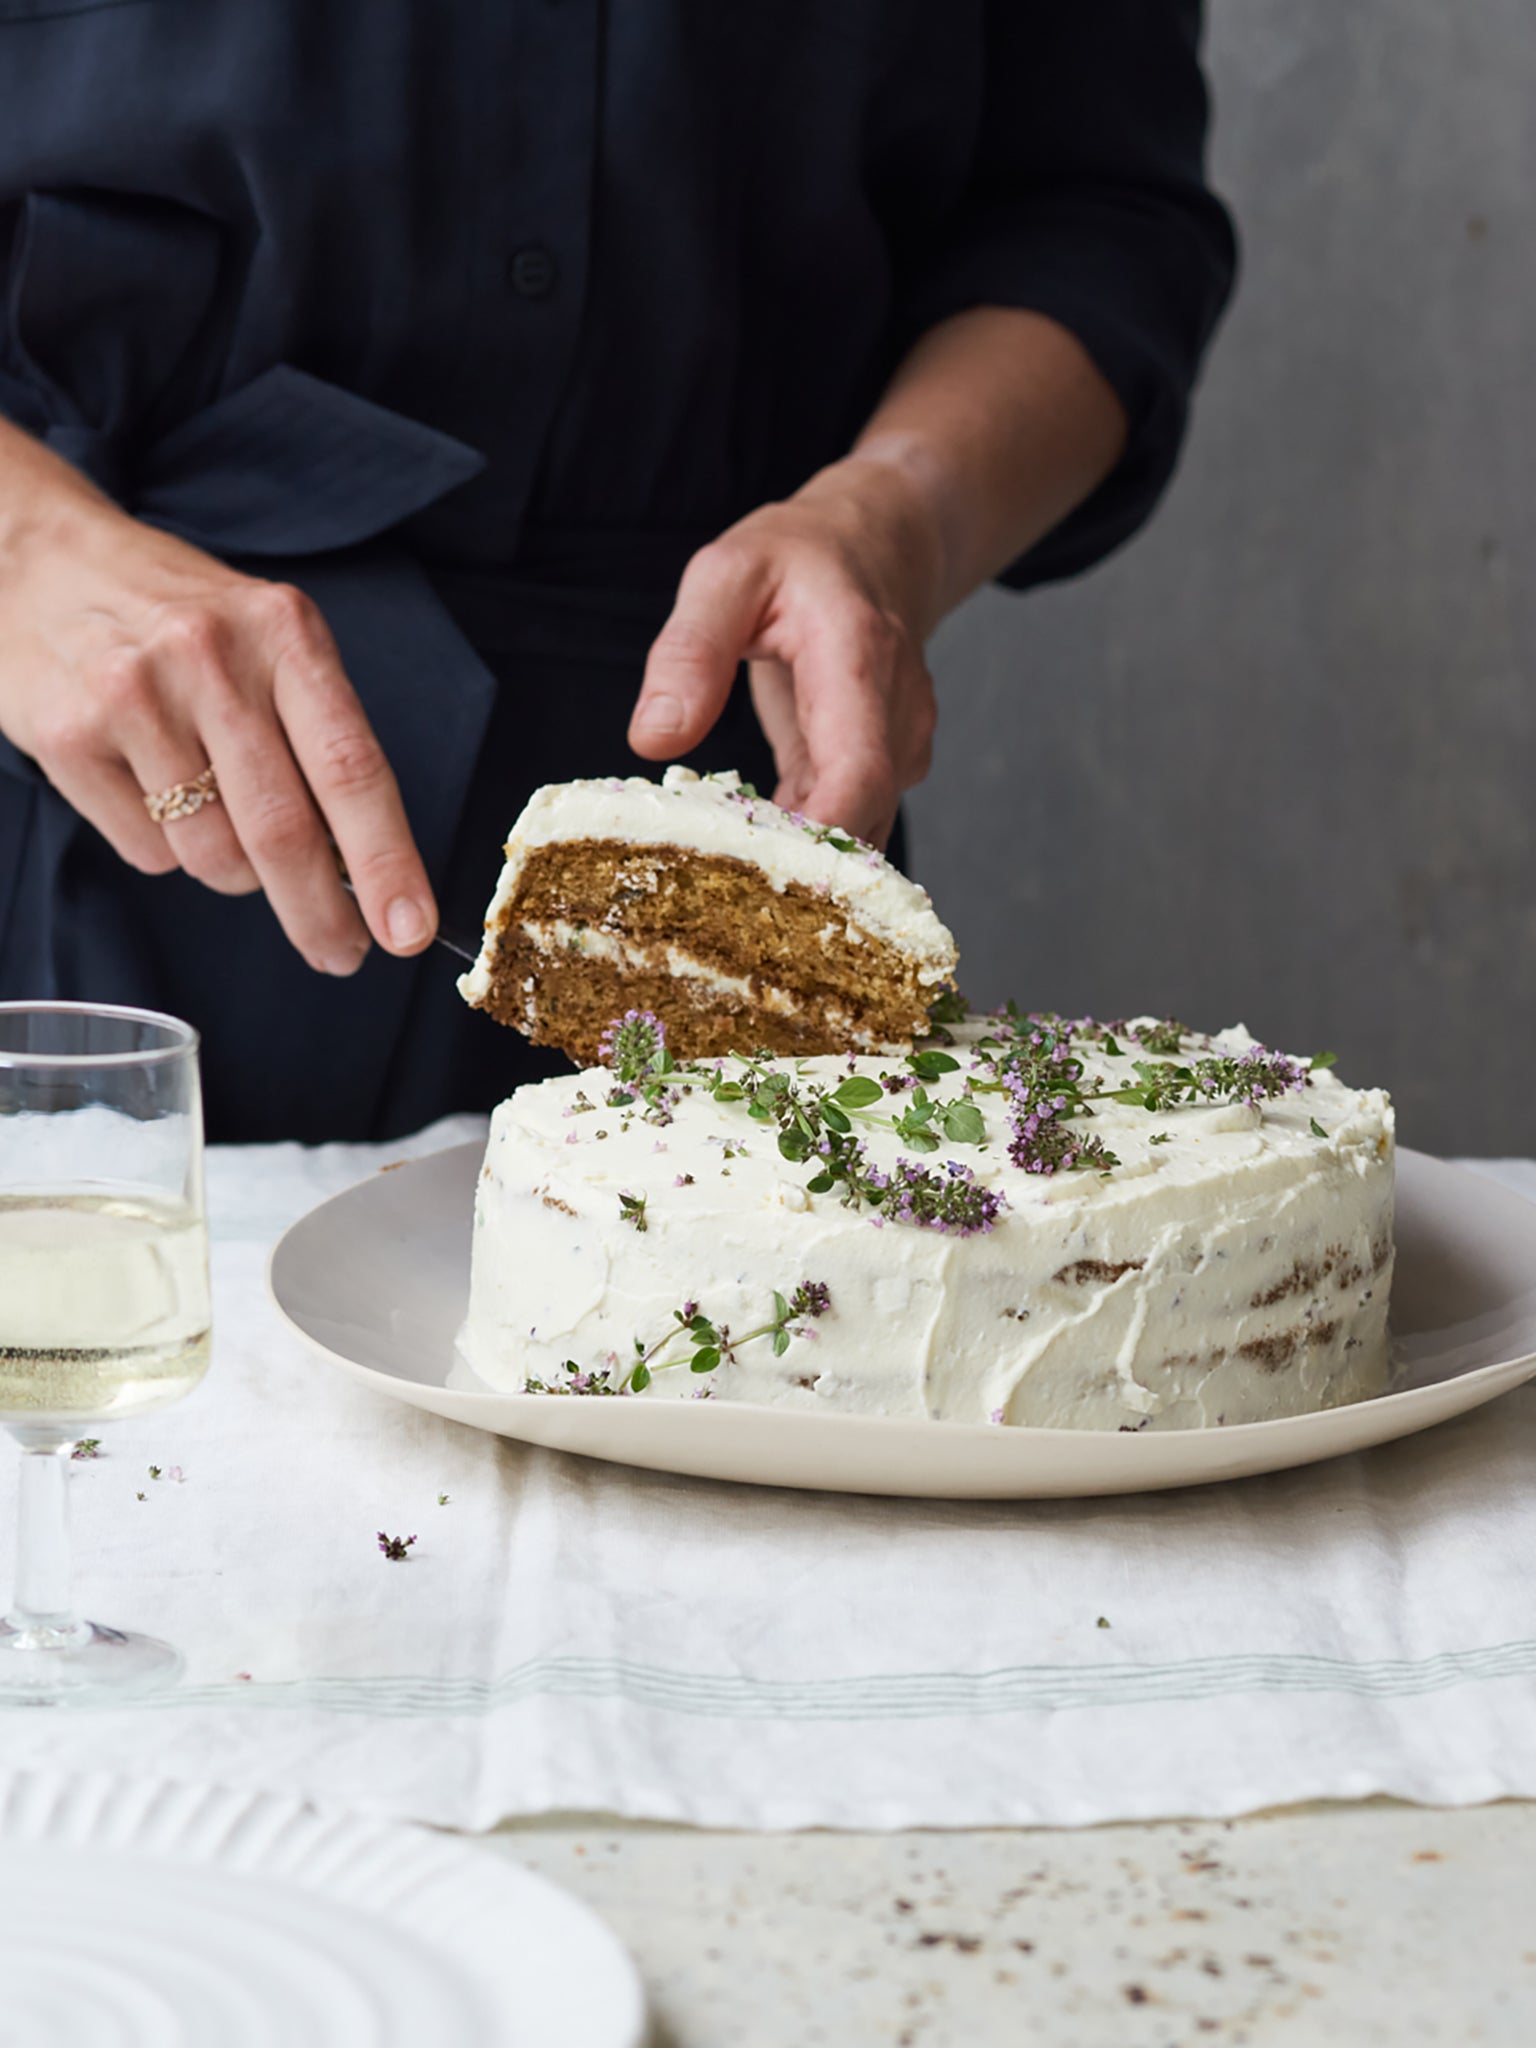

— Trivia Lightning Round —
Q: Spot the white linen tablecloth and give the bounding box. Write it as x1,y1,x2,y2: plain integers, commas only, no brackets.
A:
1,1120,1533,1833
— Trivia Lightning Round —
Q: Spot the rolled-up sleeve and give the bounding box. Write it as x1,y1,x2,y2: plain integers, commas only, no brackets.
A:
898,1,1237,589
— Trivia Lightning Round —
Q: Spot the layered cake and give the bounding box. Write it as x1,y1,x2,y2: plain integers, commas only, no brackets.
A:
457,1010,1395,1431
457,767,958,1063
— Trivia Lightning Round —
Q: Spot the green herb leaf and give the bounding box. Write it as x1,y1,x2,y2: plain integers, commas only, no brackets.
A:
1309,1051,1338,1071
833,1075,883,1109
630,1362,652,1392
941,1100,985,1144
772,1292,790,1324
893,1100,936,1141
1310,1116,1327,1139
806,1172,836,1194
771,1328,790,1357
689,1349,720,1374
778,1127,812,1163
712,1081,745,1102
908,1049,961,1080
821,1103,851,1135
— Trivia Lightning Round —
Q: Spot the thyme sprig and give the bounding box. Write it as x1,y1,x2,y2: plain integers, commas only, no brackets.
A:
971,1012,1312,1177
590,1005,1000,1232
925,989,970,1029
978,1016,1121,1177
527,1280,833,1397
599,1009,683,1124
802,821,863,855
710,1052,1002,1234
1104,1048,1307,1113
1118,1017,1189,1057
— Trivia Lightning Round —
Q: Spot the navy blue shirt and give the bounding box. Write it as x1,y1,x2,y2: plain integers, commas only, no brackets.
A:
0,2,1235,1140
0,0,1233,590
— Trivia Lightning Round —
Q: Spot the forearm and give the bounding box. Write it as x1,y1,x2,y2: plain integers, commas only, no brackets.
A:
0,414,123,568
797,307,1130,639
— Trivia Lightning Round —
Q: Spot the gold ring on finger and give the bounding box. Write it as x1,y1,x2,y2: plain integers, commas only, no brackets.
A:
143,765,221,826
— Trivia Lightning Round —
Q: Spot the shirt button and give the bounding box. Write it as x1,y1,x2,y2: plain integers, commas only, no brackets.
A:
508,244,558,300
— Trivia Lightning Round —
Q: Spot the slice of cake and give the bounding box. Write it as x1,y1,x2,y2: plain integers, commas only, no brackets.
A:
457,768,958,1064
457,1013,1396,1432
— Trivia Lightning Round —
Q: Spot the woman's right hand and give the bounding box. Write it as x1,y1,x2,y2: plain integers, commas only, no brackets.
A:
0,422,437,975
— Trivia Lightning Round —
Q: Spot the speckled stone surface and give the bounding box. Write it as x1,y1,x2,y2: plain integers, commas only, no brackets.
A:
487,1803,1536,2045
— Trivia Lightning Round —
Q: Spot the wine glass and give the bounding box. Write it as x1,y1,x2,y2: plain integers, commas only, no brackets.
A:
0,1002,211,1703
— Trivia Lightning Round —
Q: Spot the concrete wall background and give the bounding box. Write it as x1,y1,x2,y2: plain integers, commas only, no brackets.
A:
907,1,1536,1156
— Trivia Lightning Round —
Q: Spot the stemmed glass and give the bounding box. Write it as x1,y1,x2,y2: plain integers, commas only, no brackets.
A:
0,1003,211,1703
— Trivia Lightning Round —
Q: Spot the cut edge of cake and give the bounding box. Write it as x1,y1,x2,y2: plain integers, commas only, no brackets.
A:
458,767,959,1064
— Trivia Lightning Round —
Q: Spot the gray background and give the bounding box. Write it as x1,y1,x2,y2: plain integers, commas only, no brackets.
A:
908,0,1535,1156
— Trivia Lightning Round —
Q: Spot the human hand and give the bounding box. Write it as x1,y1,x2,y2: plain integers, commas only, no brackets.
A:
0,446,435,975
628,455,943,849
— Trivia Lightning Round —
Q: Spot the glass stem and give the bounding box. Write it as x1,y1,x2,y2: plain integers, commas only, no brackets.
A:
8,1445,83,1644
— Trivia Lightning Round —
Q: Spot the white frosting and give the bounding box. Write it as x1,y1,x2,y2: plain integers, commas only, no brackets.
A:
458,1020,1396,1431
457,768,957,1010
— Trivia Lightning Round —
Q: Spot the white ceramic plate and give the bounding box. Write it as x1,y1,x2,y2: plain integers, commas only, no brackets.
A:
0,1773,645,2048
269,1145,1536,1500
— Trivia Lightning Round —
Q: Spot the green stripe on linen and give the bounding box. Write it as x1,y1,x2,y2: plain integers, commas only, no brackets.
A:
109,1641,1536,1717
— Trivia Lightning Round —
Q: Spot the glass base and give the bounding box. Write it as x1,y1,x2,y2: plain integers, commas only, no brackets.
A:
0,1617,182,1705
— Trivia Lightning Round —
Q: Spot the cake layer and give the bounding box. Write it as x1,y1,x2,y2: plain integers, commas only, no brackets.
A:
458,768,958,1060
458,1017,1396,1432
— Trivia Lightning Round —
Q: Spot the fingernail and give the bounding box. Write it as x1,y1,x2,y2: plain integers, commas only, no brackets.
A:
634,693,684,736
386,897,430,948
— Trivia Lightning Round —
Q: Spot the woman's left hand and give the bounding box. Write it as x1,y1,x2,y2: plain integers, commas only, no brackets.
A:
628,456,943,849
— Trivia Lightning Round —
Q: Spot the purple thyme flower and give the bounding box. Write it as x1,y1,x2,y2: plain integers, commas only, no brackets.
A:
598,1009,667,1081
789,1280,832,1319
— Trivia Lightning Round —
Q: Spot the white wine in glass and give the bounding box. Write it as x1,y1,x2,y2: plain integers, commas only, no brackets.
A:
0,1002,210,1702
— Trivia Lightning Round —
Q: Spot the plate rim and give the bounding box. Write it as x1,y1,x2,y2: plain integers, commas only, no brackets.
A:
0,1769,647,2048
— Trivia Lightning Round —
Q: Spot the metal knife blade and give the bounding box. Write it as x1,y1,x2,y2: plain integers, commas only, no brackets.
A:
337,874,479,966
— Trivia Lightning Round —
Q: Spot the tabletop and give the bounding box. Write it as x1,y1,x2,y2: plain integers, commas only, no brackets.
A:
493,1801,1536,2045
